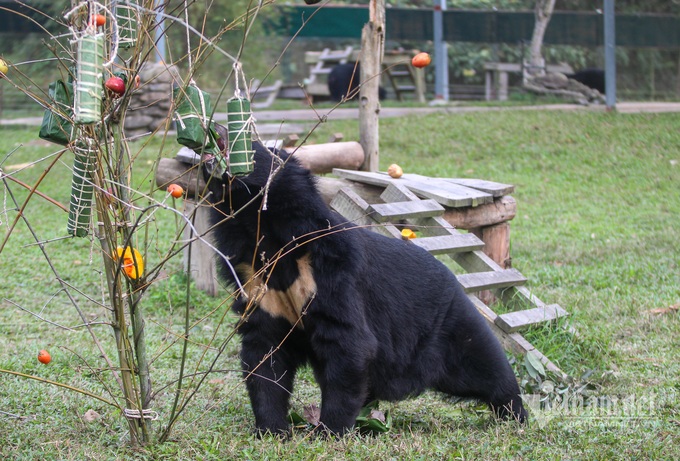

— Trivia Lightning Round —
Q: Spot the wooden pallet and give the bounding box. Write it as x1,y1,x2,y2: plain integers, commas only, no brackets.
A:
330,173,568,378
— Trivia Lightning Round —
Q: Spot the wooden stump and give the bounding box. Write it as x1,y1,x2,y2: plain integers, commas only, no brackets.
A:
183,201,219,297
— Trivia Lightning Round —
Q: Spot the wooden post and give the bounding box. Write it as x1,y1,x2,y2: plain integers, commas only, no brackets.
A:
359,0,385,172
471,222,511,305
183,201,219,297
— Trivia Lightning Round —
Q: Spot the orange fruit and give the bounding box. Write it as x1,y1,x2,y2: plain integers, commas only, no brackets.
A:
411,52,431,68
92,14,106,27
167,183,184,198
38,349,51,364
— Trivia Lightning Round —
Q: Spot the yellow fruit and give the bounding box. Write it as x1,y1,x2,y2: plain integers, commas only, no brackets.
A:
0,59,8,77
387,164,403,178
401,229,417,240
115,246,144,280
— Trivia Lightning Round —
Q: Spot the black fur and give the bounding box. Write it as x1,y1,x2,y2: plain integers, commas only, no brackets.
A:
327,62,386,102
566,68,605,93
203,143,527,436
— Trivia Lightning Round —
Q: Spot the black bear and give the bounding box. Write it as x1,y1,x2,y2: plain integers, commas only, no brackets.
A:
566,68,605,94
202,142,527,436
327,62,386,102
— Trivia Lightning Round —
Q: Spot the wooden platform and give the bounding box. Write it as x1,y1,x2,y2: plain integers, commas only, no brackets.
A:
331,170,568,378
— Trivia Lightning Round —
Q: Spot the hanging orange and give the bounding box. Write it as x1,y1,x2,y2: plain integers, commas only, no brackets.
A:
411,52,432,68
90,14,106,28
38,349,51,364
115,246,144,280
167,183,184,198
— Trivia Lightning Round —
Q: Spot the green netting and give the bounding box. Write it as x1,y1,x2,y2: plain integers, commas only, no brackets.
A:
67,141,96,237
117,2,138,49
74,33,104,124
226,97,254,176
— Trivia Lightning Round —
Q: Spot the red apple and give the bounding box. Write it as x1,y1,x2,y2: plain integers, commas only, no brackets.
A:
412,52,432,69
105,76,125,96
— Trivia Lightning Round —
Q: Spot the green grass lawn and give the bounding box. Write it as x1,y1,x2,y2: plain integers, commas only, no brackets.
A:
1,108,679,460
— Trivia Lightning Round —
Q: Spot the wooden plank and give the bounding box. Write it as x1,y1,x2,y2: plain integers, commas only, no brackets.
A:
451,249,504,273
495,304,569,333
467,295,566,379
456,269,527,293
410,234,484,254
329,188,396,238
333,169,491,208
329,188,373,227
401,173,494,206
379,182,422,202
443,178,515,197
368,199,444,222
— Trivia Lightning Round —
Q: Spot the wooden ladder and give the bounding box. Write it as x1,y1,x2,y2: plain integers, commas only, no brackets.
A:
330,178,568,378
384,61,420,102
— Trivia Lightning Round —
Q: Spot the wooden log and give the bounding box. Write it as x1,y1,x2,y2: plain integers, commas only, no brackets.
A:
470,222,511,269
285,141,364,174
442,195,517,230
156,158,205,197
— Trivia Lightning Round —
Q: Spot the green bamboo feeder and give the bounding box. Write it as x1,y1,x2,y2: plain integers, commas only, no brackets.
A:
173,83,216,151
67,141,97,237
74,33,104,124
226,96,254,176
116,1,138,49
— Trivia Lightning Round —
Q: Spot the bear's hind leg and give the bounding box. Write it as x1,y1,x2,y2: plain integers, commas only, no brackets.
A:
436,321,527,423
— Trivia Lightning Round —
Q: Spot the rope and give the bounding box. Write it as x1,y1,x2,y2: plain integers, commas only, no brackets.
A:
123,408,159,421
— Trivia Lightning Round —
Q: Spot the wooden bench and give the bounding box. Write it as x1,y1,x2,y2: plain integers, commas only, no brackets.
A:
484,62,573,101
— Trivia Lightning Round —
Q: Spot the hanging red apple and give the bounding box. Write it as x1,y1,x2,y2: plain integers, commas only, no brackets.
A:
412,52,432,69
105,76,126,96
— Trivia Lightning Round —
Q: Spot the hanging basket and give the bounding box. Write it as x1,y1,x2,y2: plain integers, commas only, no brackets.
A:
226,96,255,176
74,33,104,124
173,84,217,151
67,140,97,237
39,79,75,145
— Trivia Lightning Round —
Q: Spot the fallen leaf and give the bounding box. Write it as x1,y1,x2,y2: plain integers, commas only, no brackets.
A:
368,409,386,423
648,303,680,315
83,409,101,423
303,403,320,426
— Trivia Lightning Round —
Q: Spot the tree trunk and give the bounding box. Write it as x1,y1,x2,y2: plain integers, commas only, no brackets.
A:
527,0,556,78
359,0,385,172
